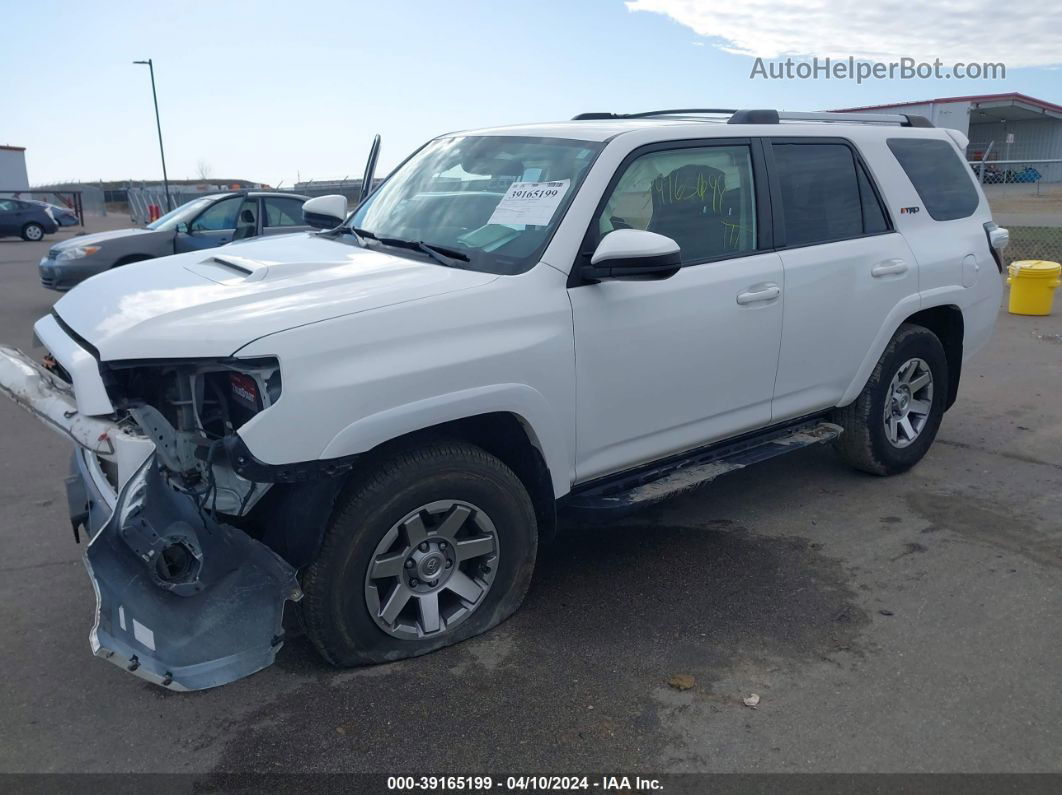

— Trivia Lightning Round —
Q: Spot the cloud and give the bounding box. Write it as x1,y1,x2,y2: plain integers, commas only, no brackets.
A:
626,0,1062,68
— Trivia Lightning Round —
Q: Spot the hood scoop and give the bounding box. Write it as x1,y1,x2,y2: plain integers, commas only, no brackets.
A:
184,254,270,285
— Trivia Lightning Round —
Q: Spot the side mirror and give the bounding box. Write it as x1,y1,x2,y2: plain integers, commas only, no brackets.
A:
302,194,347,230
175,221,189,234
582,229,681,282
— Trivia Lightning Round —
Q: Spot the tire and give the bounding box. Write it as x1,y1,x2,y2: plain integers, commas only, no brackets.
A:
301,440,538,666
833,323,949,476
21,222,45,242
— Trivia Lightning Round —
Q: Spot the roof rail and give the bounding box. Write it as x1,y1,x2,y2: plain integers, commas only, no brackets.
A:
728,110,933,127
572,109,735,121
628,108,737,118
572,109,934,127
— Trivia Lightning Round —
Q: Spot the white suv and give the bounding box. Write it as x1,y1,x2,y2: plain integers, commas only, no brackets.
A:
0,108,1008,689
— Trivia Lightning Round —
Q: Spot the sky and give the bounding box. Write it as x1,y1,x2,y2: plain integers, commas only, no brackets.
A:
1,0,1060,186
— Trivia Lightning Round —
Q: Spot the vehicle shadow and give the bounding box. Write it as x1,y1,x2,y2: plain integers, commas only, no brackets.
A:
212,453,868,772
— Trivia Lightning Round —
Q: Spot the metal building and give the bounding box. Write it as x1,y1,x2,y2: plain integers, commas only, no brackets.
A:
832,93,1062,183
0,145,29,190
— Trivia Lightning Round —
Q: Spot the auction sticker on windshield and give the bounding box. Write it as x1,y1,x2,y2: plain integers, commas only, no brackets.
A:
487,180,570,226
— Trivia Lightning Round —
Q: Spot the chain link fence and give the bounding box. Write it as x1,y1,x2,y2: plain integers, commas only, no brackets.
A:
125,188,204,224
0,187,101,224
22,184,106,217
292,179,377,202
970,158,1062,265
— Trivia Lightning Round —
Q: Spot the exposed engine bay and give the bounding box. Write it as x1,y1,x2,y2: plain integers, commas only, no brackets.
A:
99,357,282,515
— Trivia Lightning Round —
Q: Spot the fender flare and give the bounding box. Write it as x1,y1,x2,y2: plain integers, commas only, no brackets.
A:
319,383,573,497
839,292,968,407
838,294,923,406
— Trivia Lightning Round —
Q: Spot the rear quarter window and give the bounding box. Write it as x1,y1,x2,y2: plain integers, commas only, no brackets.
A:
887,138,979,221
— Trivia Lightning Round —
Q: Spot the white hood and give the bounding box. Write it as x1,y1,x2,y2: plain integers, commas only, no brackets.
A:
53,233,497,361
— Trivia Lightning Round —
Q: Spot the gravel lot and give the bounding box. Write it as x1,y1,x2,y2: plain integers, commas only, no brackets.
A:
1,217,1060,774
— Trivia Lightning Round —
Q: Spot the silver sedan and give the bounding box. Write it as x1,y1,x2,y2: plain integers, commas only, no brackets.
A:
39,191,310,291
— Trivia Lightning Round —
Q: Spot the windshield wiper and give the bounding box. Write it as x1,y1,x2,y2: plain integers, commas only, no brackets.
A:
335,227,471,268
374,236,471,268
322,226,368,246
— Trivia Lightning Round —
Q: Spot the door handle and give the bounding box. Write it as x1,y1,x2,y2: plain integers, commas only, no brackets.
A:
736,283,781,305
871,258,908,277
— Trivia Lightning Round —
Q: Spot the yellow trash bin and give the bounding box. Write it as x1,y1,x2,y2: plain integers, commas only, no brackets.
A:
1007,260,1062,316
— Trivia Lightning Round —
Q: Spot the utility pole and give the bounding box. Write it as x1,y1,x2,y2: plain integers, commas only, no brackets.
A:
133,59,172,210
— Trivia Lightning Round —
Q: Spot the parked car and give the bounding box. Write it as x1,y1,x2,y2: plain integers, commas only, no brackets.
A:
0,109,1008,690
38,191,312,290
27,200,80,226
0,197,59,241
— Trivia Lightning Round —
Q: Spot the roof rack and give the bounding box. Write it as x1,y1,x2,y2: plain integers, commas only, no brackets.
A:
572,108,934,127
572,109,735,120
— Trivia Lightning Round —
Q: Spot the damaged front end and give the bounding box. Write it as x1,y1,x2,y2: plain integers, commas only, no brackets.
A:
85,454,301,690
0,338,304,690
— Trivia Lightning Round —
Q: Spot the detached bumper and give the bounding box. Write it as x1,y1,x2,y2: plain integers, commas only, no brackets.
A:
81,454,302,690
0,343,302,691
0,343,152,504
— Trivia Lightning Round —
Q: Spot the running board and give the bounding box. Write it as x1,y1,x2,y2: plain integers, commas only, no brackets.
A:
563,419,843,513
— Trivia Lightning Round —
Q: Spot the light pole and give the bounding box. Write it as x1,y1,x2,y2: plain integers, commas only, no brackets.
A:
133,58,172,211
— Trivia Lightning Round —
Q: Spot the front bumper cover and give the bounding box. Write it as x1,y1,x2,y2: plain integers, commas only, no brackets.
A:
0,343,302,690
38,257,108,291
82,454,302,690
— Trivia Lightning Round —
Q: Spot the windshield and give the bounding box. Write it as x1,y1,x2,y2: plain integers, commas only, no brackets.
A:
347,135,603,274
146,196,216,230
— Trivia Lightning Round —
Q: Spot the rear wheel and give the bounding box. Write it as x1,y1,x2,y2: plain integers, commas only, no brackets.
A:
21,222,44,241
301,440,538,666
833,323,949,475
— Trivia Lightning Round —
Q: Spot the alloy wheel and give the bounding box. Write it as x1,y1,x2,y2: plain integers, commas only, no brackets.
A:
883,357,934,448
364,500,499,639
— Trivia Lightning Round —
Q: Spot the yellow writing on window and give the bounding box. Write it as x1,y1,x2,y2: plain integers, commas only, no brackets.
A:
653,172,725,211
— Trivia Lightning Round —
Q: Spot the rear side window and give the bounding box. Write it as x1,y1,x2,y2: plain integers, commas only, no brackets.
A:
857,164,888,234
264,196,306,227
887,138,979,221
772,143,877,246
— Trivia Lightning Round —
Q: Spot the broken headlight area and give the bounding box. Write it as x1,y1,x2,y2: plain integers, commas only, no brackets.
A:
101,357,282,516
40,352,73,385
86,455,302,690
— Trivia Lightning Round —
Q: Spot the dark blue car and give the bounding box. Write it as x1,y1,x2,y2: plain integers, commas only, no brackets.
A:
0,198,59,241
29,200,80,226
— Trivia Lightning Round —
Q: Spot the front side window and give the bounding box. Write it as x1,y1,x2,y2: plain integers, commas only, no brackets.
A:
597,145,757,264
349,135,603,274
147,196,213,230
887,138,979,221
191,196,243,231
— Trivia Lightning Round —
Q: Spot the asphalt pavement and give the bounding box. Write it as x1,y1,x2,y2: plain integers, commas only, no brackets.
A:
0,217,1060,774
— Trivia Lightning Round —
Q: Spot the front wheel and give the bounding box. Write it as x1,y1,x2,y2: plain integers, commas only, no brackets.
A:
21,222,45,241
301,440,538,666
833,323,949,475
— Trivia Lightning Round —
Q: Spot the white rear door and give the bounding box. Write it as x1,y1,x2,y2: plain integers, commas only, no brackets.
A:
767,139,919,420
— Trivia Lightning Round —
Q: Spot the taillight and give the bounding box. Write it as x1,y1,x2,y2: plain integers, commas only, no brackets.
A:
983,221,1009,273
